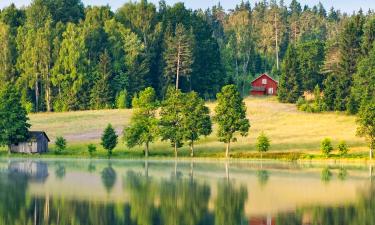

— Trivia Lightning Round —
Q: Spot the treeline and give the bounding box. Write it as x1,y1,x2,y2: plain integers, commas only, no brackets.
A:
1,0,371,112
278,7,375,115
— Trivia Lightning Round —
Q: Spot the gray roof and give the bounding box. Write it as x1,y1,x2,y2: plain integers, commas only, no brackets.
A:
28,131,50,142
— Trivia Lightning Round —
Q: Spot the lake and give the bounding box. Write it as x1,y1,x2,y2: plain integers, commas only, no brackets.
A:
0,159,374,225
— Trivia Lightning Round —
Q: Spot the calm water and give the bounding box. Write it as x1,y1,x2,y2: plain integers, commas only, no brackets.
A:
0,159,374,225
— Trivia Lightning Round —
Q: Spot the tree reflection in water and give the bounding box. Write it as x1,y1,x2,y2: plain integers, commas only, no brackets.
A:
1,161,375,225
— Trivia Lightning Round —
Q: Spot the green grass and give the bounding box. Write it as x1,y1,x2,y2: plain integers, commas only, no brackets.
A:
1,96,370,160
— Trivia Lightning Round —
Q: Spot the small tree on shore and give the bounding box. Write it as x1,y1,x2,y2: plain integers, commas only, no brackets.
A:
124,87,159,157
159,88,186,157
214,85,250,158
338,141,349,156
55,136,67,154
0,84,30,151
87,144,96,157
183,92,212,157
357,101,375,160
101,124,118,157
256,132,270,159
321,138,333,157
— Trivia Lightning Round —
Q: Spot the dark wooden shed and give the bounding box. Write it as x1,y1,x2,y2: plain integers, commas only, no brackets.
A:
10,131,50,154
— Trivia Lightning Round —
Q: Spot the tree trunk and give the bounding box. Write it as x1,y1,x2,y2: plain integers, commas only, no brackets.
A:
190,141,194,157
35,78,39,112
274,13,279,70
176,42,181,90
174,142,178,158
226,141,231,158
370,148,373,161
145,142,149,158
46,71,51,112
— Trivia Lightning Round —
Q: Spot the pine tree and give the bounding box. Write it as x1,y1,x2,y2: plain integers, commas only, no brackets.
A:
278,44,302,103
163,23,194,90
0,84,30,150
214,85,250,158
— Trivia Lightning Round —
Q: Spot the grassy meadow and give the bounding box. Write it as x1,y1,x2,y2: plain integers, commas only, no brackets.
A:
1,97,369,160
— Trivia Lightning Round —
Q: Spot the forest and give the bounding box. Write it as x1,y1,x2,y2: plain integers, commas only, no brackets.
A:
0,0,373,114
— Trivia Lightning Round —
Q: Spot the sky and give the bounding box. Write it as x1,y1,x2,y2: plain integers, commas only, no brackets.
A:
1,0,375,13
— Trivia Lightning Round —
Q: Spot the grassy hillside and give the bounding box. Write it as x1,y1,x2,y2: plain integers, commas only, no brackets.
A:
3,97,368,159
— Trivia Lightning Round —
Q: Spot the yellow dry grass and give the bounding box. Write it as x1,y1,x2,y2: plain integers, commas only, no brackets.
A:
27,96,367,156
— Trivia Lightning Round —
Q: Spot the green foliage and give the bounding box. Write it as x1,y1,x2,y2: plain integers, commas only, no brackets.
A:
182,91,212,156
101,124,118,157
163,23,194,90
0,84,30,148
321,138,333,157
256,132,271,154
356,101,375,158
55,136,67,154
159,88,186,156
124,87,159,157
278,44,302,103
297,85,326,113
338,141,349,156
116,90,129,109
214,85,250,157
87,144,96,157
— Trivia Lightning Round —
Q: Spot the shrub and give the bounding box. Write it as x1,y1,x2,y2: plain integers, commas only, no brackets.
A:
87,144,97,157
55,136,67,154
296,97,306,108
256,132,271,158
338,141,349,156
321,138,333,157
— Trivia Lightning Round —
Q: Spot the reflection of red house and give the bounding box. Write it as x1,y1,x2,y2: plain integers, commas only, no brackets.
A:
249,217,276,225
250,73,278,96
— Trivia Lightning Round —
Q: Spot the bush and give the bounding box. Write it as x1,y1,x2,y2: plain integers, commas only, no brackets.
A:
296,97,306,108
338,141,349,156
256,132,271,158
321,138,333,157
87,144,97,157
55,136,67,154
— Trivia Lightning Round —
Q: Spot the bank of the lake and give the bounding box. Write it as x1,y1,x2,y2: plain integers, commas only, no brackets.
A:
0,97,369,161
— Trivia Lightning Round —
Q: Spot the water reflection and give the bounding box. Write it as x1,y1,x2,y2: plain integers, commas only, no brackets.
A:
101,164,117,193
0,160,373,225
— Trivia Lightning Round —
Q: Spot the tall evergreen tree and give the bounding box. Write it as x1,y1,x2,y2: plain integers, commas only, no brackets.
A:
0,84,30,150
163,23,194,90
278,44,302,103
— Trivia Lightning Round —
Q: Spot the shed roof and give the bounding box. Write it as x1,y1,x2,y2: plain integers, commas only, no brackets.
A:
29,131,50,142
251,73,279,84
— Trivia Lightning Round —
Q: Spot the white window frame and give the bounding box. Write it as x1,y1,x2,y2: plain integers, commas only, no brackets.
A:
262,79,267,85
268,88,274,95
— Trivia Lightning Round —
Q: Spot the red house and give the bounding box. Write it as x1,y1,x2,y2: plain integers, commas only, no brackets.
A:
250,73,278,96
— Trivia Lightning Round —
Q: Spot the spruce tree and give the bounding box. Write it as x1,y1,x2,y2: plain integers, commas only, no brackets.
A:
101,124,118,157
0,84,30,149
334,15,364,111
278,44,302,103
